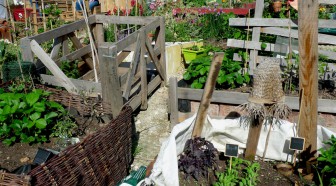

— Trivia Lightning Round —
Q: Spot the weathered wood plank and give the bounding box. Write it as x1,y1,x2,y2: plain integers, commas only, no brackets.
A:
298,0,318,154
98,45,123,117
169,77,179,127
41,74,101,94
68,32,94,69
95,15,157,25
29,15,96,43
249,0,264,75
176,88,336,113
62,36,70,56
140,31,148,110
20,38,34,62
230,18,336,28
145,37,165,81
127,75,161,111
261,27,336,45
123,33,141,100
56,45,92,63
319,0,336,4
50,37,62,61
30,40,77,93
158,17,166,84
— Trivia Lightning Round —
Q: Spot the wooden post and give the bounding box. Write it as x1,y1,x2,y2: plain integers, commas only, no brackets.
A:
98,45,123,118
20,38,34,62
32,0,38,34
168,77,179,128
298,0,318,154
248,0,264,75
140,30,148,110
192,53,224,137
159,17,166,85
245,116,263,161
93,23,104,46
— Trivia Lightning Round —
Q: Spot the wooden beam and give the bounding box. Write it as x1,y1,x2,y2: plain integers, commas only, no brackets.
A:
158,17,166,85
261,27,336,45
127,75,162,111
140,31,148,110
229,18,336,29
30,40,77,93
249,0,264,75
145,37,165,81
95,15,157,25
50,37,62,61
20,38,34,62
41,74,101,94
56,45,92,64
176,88,336,113
319,0,336,4
123,33,141,100
192,53,224,137
98,45,123,117
298,0,318,155
68,32,94,69
169,77,179,128
28,15,96,44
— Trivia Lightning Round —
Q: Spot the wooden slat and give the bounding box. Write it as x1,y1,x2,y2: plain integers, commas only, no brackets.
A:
127,75,161,110
140,31,148,110
30,40,77,93
228,39,336,60
249,0,264,75
176,87,336,113
169,77,179,127
261,27,336,45
95,15,157,25
28,15,96,43
158,17,166,84
56,45,92,63
123,33,141,100
20,38,34,62
98,45,123,117
319,0,336,4
230,18,336,28
62,36,70,56
50,37,62,61
41,74,101,94
68,32,94,69
145,37,165,81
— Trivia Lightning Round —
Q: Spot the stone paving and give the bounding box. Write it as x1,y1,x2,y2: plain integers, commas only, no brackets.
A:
131,87,171,170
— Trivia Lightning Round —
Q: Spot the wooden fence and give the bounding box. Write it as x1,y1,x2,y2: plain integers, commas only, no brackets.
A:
20,15,166,117
227,0,336,74
168,77,336,126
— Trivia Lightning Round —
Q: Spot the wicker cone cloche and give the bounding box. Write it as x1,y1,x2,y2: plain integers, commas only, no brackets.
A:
239,57,291,121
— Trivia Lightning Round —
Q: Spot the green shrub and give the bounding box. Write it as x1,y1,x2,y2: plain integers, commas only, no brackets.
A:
317,135,336,186
0,88,68,146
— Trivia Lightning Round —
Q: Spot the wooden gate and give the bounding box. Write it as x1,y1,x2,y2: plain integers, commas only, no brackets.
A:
20,15,166,117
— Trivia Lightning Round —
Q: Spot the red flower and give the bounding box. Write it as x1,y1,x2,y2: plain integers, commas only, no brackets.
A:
113,7,118,14
139,5,143,16
131,0,136,7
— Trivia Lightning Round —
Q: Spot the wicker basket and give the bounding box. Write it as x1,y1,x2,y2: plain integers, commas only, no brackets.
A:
28,106,133,185
0,171,31,186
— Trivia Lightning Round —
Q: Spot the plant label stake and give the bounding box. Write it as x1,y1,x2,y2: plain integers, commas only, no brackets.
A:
290,137,305,166
225,144,239,171
192,52,224,137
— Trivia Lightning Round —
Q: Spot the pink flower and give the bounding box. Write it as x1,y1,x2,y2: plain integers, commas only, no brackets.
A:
149,3,156,10
131,0,136,7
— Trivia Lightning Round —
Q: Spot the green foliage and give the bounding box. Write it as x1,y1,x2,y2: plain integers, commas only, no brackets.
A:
183,0,207,7
50,114,78,138
60,60,80,79
214,158,260,186
0,88,67,146
317,135,336,186
183,48,250,89
0,40,20,65
105,24,116,42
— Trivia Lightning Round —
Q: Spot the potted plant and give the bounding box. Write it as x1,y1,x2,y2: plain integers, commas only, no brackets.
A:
182,45,207,65
272,0,282,13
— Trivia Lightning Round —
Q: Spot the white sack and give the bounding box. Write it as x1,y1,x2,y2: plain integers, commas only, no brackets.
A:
149,115,336,186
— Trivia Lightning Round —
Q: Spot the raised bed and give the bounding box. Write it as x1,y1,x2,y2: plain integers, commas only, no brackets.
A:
168,77,336,127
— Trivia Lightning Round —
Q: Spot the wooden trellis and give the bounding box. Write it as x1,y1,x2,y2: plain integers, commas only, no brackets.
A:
20,15,166,117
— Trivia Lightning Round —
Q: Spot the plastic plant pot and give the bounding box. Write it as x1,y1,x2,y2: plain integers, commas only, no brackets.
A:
33,148,55,165
182,48,207,64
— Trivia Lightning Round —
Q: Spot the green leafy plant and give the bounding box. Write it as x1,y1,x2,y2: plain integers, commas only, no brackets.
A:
0,40,20,65
60,60,80,79
50,114,78,138
317,135,336,186
0,88,67,146
214,158,260,186
183,48,250,89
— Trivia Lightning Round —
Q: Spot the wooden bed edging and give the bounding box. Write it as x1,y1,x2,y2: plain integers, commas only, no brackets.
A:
168,77,336,126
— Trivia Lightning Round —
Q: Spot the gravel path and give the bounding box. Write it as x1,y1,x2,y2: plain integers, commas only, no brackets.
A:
131,86,171,170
